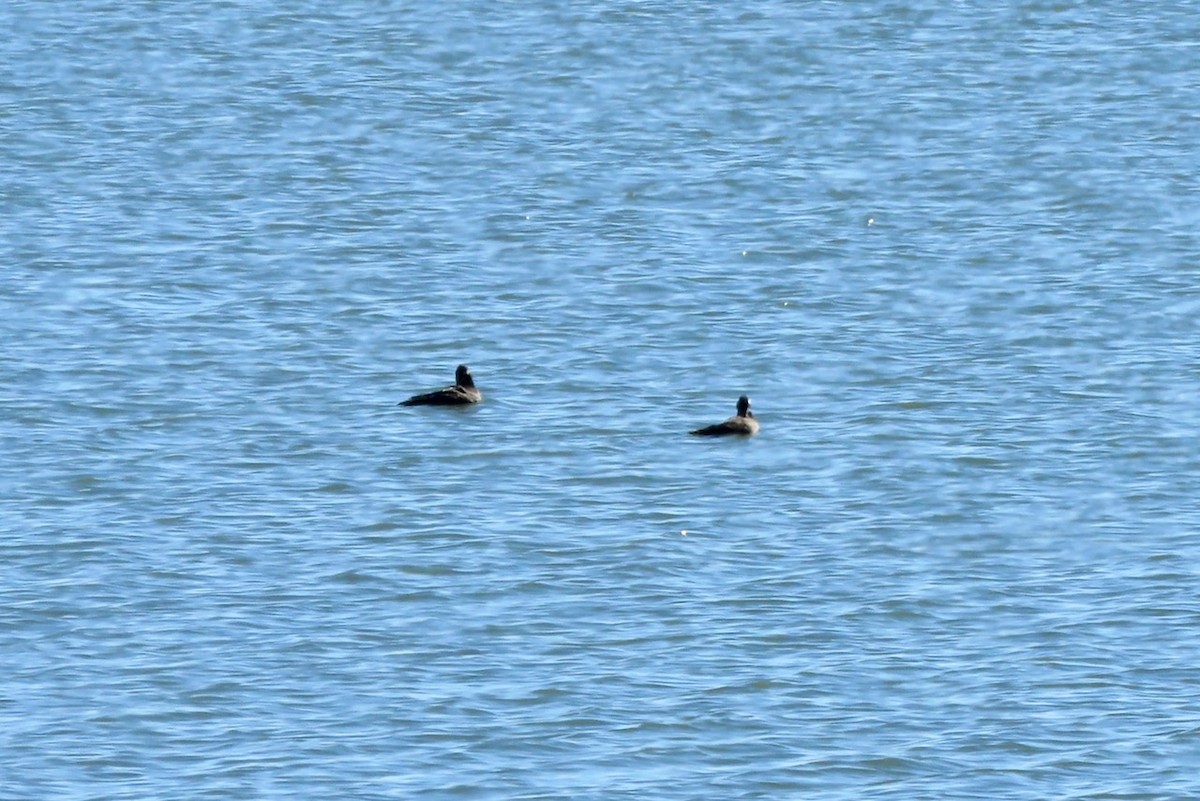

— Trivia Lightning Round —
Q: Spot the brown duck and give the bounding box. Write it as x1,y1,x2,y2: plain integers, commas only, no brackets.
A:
690,395,759,436
399,364,482,406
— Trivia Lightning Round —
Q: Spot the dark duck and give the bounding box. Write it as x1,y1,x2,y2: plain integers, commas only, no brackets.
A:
399,364,482,406
690,395,759,436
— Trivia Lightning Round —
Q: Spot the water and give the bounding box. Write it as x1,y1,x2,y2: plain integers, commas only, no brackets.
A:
3,1,1199,798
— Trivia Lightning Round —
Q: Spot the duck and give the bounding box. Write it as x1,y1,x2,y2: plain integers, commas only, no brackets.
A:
690,395,759,436
399,364,482,406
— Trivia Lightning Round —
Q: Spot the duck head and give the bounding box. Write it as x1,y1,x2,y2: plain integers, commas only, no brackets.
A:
455,364,475,388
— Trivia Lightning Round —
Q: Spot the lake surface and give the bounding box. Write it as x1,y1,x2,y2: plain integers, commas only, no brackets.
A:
3,1,1199,798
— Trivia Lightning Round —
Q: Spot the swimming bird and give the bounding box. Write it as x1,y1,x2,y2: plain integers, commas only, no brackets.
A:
690,395,759,436
399,364,482,406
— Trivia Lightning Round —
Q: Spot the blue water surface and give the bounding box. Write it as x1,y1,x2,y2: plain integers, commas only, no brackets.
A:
3,1,1199,798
